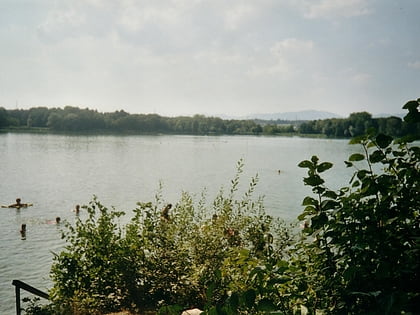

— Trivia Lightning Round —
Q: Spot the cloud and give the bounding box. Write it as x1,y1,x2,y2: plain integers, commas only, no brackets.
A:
36,1,117,42
223,4,258,30
408,60,420,70
37,5,86,39
1,0,418,117
249,38,315,76
295,0,373,19
193,50,249,65
270,38,314,56
117,1,181,32
350,72,372,84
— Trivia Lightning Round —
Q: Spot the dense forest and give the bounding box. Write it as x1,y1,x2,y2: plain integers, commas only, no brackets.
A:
0,105,419,138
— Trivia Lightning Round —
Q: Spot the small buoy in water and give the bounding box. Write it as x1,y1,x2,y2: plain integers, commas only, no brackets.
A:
278,169,281,174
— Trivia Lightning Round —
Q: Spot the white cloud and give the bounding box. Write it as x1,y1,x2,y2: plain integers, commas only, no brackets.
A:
0,0,418,117
117,1,181,32
193,50,249,65
408,60,420,70
350,72,372,84
223,4,258,30
294,0,373,19
37,5,86,37
249,38,315,76
270,38,314,56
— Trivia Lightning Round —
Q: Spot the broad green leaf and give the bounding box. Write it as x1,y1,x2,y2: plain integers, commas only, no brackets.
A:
403,111,420,124
367,141,377,148
402,99,419,111
343,266,356,282
243,289,256,308
322,190,338,199
313,186,326,194
392,150,406,157
303,205,317,213
311,212,328,228
344,161,353,168
257,299,277,311
349,153,365,162
302,196,318,206
298,160,312,168
226,292,239,310
320,199,338,210
311,155,319,163
303,175,324,186
317,162,333,173
376,133,393,149
356,169,371,180
205,307,220,315
298,206,317,219
349,135,365,144
298,213,307,221
369,150,384,163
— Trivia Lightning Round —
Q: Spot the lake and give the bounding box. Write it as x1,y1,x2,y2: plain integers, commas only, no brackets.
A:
0,133,360,313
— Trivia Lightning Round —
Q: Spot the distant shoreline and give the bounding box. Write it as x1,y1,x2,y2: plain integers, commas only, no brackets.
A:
0,127,332,139
0,105,416,139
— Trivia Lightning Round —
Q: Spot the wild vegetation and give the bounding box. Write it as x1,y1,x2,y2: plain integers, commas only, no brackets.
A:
23,99,419,314
1,104,418,138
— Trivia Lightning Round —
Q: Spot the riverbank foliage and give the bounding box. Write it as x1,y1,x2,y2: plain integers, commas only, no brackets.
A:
1,103,419,138
24,99,419,314
45,161,293,314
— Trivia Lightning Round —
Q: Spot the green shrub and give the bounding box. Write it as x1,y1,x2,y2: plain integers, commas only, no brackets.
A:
289,101,420,314
49,160,292,314
203,99,419,315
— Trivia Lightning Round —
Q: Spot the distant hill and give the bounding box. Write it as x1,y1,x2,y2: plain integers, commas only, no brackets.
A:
373,113,405,119
219,110,342,121
214,110,406,121
250,110,342,121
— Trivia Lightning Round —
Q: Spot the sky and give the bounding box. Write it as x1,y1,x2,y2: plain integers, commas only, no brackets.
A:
0,0,419,118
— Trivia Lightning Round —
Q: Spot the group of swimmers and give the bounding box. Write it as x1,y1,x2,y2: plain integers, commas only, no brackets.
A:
4,198,81,240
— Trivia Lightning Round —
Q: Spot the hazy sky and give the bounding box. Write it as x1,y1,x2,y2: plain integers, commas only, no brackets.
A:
0,0,419,117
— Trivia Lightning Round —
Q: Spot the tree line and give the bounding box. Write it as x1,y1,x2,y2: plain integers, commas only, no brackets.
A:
0,105,418,138
298,111,419,138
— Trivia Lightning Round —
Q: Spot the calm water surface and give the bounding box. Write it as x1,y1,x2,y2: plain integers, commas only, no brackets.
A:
0,133,360,312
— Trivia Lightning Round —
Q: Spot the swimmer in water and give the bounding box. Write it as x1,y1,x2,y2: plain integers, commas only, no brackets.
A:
20,223,26,239
46,217,61,225
7,198,31,209
73,204,80,215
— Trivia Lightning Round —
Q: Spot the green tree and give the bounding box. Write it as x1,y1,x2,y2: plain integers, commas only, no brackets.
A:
27,107,50,127
294,106,420,313
0,107,8,128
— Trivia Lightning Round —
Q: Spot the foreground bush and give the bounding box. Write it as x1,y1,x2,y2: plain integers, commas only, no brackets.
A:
289,100,419,314
48,160,292,314
206,99,420,314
